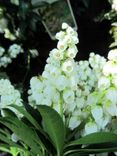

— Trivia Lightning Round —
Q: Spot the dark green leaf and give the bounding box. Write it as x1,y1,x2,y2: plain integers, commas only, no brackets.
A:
67,132,117,147
0,117,43,155
38,105,65,156
9,105,44,135
9,105,53,154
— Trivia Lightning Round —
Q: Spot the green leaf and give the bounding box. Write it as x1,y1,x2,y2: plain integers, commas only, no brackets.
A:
0,117,43,155
9,105,45,135
0,131,23,151
38,105,65,156
66,147,117,155
9,105,53,154
0,144,11,154
67,132,117,147
64,143,117,155
0,132,15,146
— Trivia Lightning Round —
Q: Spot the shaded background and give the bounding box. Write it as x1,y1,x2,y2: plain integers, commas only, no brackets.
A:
0,0,113,95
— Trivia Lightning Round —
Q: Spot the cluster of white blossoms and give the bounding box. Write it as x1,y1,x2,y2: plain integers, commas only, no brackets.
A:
28,23,79,125
82,49,117,136
0,79,23,117
69,54,107,131
0,44,23,67
28,23,117,137
0,44,39,68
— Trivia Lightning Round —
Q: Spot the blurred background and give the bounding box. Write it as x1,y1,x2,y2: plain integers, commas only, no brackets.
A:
0,0,116,99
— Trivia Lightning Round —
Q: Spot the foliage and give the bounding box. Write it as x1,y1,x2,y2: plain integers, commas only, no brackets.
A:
0,0,48,70
1,105,117,156
0,0,48,41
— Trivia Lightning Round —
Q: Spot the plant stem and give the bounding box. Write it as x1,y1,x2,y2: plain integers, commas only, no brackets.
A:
60,92,63,120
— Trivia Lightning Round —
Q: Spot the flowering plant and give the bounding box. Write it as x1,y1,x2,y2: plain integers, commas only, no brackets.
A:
0,43,39,68
28,23,117,136
0,23,117,155
104,0,117,48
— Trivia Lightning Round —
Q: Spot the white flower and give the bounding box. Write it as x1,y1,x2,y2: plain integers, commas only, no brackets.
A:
103,61,117,76
104,89,117,116
41,97,52,106
30,77,43,93
43,84,55,99
51,48,63,60
8,44,23,58
64,34,72,44
66,26,75,35
71,36,79,44
91,105,103,122
33,93,44,105
55,75,68,91
108,49,117,61
76,97,85,108
62,59,74,74
68,75,77,90
106,88,117,105
63,89,75,104
105,101,117,116
47,66,61,78
0,79,23,117
67,101,76,112
98,76,110,90
69,116,81,130
84,121,99,136
57,40,67,51
42,71,50,79
55,31,65,40
66,45,78,58
86,93,100,106
52,90,60,103
0,56,12,67
62,23,69,29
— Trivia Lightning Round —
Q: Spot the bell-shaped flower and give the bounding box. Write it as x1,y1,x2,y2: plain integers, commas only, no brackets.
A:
84,121,99,136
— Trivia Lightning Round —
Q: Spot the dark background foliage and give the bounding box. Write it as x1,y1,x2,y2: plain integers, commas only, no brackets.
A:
0,0,112,98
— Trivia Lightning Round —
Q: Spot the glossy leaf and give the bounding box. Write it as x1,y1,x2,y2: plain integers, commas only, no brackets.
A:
38,105,65,156
0,116,43,155
67,132,117,147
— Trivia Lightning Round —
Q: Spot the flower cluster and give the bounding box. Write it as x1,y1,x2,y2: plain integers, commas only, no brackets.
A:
83,49,117,136
28,24,104,130
0,44,39,68
28,23,79,126
70,53,106,131
0,44,23,68
0,79,23,117
29,23,117,137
